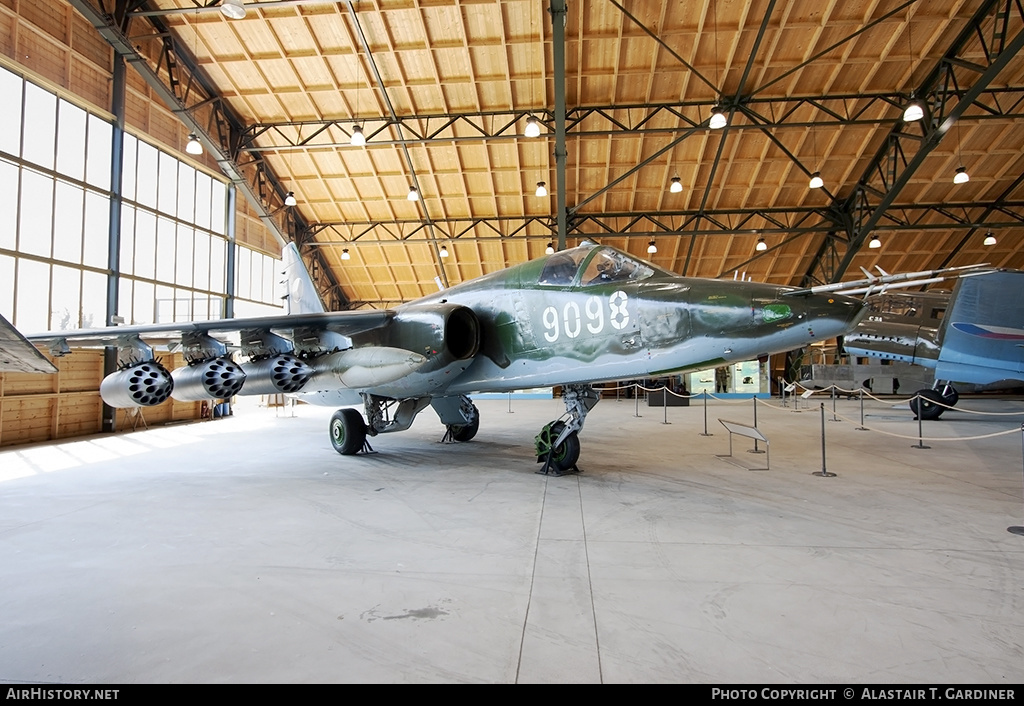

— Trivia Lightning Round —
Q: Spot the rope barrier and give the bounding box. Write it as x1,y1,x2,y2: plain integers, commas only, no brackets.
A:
788,382,1024,416
825,408,1021,441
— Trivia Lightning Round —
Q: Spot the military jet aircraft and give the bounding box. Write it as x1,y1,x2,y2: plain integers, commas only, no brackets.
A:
842,268,1024,420
2,241,867,473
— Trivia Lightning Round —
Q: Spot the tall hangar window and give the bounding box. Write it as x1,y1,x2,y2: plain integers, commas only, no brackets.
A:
0,65,284,332
234,245,284,318
0,66,111,334
119,134,229,325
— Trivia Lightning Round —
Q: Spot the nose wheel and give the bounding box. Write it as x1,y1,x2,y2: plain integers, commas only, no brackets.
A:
534,384,599,475
534,421,581,475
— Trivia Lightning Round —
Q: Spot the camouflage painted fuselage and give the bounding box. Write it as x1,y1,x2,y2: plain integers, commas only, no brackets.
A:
382,243,865,395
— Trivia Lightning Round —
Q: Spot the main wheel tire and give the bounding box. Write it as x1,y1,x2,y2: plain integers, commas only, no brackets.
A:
909,388,946,420
547,421,581,472
449,404,480,442
330,408,367,455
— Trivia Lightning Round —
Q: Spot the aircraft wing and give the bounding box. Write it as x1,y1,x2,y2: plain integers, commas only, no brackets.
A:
19,310,394,349
0,313,59,373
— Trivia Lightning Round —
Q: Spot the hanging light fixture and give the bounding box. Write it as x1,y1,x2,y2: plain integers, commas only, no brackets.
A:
341,248,350,261
284,191,297,207
545,242,555,255
709,105,728,129
439,244,449,258
983,231,997,246
407,186,419,201
535,181,548,197
669,176,683,193
953,121,968,184
186,133,203,156
902,96,924,122
868,234,881,249
524,115,541,138
220,0,246,20
708,0,726,130
350,125,366,147
755,237,767,252
809,171,824,189
902,16,923,122
647,239,658,254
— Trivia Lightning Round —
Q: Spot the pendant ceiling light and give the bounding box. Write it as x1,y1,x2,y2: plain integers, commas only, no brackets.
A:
341,248,350,261
868,234,881,249
220,0,246,20
407,186,419,201
284,191,297,207
809,171,824,189
186,133,203,156
350,125,366,147
903,97,924,122
669,176,683,193
647,240,658,254
439,244,449,258
535,181,548,197
545,242,555,254
983,232,997,246
709,105,727,129
524,116,541,138
755,237,767,252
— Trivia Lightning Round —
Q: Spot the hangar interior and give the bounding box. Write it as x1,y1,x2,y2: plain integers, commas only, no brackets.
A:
2,0,1024,444
0,0,1023,684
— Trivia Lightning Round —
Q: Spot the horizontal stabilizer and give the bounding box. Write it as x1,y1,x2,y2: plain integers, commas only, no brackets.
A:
0,313,58,374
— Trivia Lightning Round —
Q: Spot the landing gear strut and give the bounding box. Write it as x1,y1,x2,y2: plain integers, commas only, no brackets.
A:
440,396,480,443
534,384,600,475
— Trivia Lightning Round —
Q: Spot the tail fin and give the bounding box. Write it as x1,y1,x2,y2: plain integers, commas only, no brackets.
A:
280,243,326,315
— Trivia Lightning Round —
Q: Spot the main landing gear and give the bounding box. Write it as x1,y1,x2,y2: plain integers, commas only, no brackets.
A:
328,394,480,455
329,407,371,455
909,383,959,420
534,384,600,476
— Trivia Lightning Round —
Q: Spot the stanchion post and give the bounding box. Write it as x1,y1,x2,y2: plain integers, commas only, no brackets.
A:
700,389,712,436
912,393,931,449
507,391,514,413
813,402,836,477
1009,423,1024,536
749,396,764,454
661,386,670,424
830,386,839,422
634,383,641,418
856,388,868,430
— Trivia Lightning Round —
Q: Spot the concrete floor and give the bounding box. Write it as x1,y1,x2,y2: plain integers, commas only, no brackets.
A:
1,392,1023,684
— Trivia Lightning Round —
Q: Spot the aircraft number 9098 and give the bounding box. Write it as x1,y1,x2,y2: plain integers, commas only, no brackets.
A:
542,291,629,343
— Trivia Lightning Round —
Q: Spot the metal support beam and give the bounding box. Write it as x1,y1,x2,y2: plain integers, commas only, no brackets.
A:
802,0,1024,285
299,199,1023,246
551,0,568,251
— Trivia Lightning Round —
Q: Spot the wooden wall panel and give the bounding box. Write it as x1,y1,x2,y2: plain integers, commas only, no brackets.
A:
1,349,205,448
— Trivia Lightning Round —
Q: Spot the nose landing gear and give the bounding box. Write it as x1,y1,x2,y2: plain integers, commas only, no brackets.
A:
534,384,600,475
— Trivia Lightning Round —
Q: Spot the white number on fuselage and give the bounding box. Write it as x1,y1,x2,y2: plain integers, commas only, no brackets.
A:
541,291,628,343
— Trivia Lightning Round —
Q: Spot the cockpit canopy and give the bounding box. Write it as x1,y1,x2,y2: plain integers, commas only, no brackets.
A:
537,243,667,288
